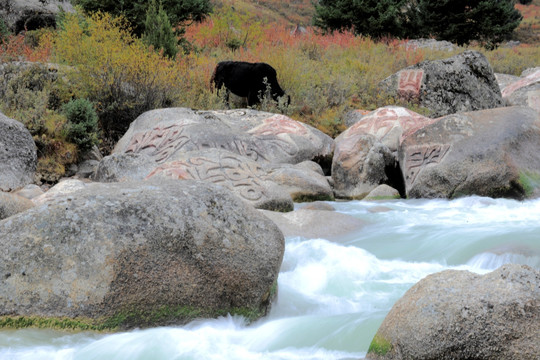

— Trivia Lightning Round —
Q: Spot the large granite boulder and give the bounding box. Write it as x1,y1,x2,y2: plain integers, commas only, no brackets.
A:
0,0,74,33
379,51,503,117
113,108,334,172
331,133,398,199
399,106,540,199
342,106,437,153
366,264,540,360
0,179,284,329
263,162,334,202
0,112,36,191
502,67,540,114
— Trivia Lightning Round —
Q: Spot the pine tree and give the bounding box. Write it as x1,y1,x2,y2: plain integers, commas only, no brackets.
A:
142,0,178,59
313,0,408,39
412,0,522,47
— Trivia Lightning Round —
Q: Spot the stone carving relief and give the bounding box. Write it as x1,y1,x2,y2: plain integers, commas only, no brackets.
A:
404,144,450,185
124,123,301,164
249,114,309,137
398,69,424,99
146,153,270,202
125,125,191,163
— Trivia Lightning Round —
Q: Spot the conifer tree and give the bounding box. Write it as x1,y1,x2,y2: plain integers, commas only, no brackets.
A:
412,0,522,47
142,0,178,59
313,0,408,39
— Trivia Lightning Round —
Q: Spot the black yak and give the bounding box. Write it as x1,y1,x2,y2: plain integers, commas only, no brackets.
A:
210,61,290,107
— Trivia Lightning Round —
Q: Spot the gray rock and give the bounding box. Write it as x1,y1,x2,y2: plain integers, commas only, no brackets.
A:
263,162,334,202
399,106,540,199
366,264,540,360
75,159,100,179
502,68,540,114
0,191,34,220
363,184,400,201
113,108,334,169
260,208,366,240
298,201,335,211
32,178,87,205
0,112,36,191
93,153,157,182
402,38,456,52
379,50,503,117
13,184,43,199
0,0,74,33
0,179,284,329
332,133,397,199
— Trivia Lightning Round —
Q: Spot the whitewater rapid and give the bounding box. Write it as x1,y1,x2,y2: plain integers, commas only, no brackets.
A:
2,196,539,359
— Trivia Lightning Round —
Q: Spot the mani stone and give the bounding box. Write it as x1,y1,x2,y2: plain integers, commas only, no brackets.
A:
399,106,540,199
379,50,503,117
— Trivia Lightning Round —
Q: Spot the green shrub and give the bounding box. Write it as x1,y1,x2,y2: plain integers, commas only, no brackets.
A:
62,98,99,154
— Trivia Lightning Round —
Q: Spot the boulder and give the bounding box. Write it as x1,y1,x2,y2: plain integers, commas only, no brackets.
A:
343,107,437,153
0,179,284,329
113,108,334,173
379,50,503,117
363,184,400,201
145,148,294,212
263,162,334,202
93,153,157,183
0,0,74,33
502,67,540,114
32,178,87,205
260,208,366,240
399,106,540,199
13,184,43,199
331,133,398,199
0,192,34,220
0,112,37,192
366,264,540,360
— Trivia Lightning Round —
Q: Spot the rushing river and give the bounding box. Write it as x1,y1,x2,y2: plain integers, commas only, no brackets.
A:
2,196,539,360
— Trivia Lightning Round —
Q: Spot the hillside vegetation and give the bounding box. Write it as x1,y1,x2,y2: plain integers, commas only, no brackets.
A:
0,0,538,182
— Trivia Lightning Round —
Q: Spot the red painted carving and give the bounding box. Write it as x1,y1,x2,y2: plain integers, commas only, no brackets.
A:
345,107,436,147
146,154,269,201
502,69,540,97
398,69,424,98
248,114,308,136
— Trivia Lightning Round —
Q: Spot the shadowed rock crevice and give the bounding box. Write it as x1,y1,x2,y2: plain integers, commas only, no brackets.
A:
384,160,406,198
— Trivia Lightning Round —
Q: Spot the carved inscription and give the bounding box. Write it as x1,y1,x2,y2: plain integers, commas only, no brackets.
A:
398,69,424,99
405,144,450,185
124,121,301,164
125,125,191,163
146,154,269,202
248,114,309,137
346,107,435,148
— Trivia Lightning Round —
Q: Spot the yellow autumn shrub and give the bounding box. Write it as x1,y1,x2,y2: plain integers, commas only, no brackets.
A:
55,11,183,150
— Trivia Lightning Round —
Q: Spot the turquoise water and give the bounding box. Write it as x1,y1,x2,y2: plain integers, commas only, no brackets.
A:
2,196,539,359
